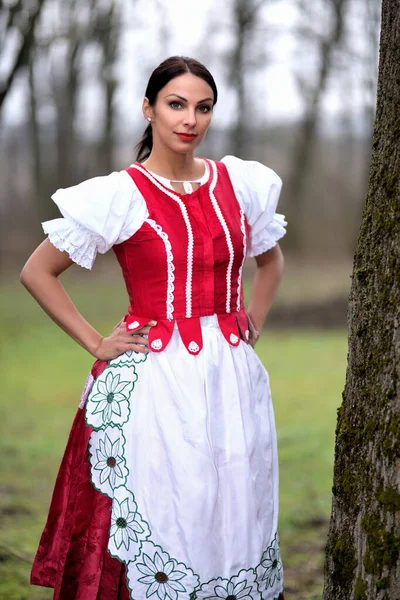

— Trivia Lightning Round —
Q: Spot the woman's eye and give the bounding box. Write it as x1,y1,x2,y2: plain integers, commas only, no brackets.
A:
169,101,182,109
198,106,212,113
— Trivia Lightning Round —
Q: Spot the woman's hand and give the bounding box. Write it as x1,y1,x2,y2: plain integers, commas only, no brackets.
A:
20,240,158,361
246,244,285,347
94,320,157,361
246,312,260,348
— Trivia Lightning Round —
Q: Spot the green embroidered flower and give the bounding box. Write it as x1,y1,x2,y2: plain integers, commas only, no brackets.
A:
127,542,199,600
204,580,254,600
90,371,130,424
110,349,149,367
197,570,259,600
110,497,145,550
256,536,283,590
94,432,125,488
137,551,187,600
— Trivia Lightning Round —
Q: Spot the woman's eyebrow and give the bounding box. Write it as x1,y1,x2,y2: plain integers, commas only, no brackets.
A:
164,94,213,103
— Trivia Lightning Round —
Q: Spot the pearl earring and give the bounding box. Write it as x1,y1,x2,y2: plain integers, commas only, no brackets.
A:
147,117,152,122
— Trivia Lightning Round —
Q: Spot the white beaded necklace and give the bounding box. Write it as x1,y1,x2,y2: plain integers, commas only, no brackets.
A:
147,160,209,194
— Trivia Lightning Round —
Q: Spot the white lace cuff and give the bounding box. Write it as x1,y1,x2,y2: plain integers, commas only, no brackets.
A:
248,213,287,257
42,217,104,269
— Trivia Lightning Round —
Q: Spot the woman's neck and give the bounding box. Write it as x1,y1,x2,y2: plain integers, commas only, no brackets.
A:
142,146,204,181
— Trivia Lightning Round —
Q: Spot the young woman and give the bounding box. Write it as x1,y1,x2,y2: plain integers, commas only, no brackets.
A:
21,56,287,600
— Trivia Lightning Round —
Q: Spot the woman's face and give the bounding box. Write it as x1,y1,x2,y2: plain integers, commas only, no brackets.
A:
143,73,214,155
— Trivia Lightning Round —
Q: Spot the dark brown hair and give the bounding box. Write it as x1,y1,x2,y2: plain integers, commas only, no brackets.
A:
135,56,218,162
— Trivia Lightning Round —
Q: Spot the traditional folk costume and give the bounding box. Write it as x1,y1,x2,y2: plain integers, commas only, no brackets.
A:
31,155,287,600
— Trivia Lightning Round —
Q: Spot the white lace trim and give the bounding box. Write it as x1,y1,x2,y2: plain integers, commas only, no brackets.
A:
248,213,287,257
42,217,103,269
208,160,234,313
131,164,194,318
236,207,247,311
145,218,175,320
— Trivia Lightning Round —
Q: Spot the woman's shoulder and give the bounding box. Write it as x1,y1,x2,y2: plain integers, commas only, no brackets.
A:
215,157,286,254
46,167,149,258
219,155,282,186
50,168,147,224
52,169,136,202
215,156,282,211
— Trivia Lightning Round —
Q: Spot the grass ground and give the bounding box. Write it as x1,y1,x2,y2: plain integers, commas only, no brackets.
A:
0,271,348,600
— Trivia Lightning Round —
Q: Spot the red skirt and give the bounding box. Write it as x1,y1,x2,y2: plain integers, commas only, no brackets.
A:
30,360,132,599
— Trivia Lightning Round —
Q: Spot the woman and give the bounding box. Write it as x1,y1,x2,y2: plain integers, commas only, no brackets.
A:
21,56,287,600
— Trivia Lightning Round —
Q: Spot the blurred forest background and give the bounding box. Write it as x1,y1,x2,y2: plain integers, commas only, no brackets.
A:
0,0,380,276
0,0,381,599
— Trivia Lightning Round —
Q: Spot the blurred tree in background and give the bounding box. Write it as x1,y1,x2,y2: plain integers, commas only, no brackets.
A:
0,0,45,109
226,0,274,157
287,0,349,249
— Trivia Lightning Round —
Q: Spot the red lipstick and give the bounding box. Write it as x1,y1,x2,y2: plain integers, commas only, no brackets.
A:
176,133,197,142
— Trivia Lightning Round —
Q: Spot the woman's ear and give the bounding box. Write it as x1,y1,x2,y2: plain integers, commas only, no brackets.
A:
142,97,153,122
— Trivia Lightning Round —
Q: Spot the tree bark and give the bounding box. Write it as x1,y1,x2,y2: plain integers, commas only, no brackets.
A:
323,0,400,598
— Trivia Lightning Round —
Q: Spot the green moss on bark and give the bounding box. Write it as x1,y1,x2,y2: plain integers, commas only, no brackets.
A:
326,530,357,588
362,514,400,575
354,267,372,282
376,577,389,590
383,172,399,197
382,414,400,455
333,467,359,511
354,575,368,600
376,487,400,511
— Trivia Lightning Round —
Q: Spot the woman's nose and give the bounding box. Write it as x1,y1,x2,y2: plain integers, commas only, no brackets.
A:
183,109,197,127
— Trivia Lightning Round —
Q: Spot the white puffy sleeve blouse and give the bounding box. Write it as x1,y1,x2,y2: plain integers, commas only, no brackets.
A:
43,157,286,269
221,155,287,257
42,170,149,269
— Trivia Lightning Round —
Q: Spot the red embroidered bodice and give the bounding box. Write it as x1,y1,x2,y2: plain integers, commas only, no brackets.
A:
113,159,251,355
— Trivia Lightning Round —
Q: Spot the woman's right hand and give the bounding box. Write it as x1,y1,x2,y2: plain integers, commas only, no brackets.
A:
93,319,157,360
246,311,260,348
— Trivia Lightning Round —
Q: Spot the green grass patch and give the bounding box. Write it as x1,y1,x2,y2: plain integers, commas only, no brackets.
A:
0,277,347,599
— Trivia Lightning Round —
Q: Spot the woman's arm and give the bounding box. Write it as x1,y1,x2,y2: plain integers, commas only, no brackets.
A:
246,243,285,344
20,239,151,359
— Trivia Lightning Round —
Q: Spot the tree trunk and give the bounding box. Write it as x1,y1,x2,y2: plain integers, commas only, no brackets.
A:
54,38,80,188
229,0,251,158
229,0,267,158
323,0,400,598
28,51,43,223
96,1,119,174
287,0,348,250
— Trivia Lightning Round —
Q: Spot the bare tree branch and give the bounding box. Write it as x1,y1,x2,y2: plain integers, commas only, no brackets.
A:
0,0,45,111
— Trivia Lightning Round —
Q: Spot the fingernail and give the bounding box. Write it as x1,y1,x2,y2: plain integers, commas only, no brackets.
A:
150,320,157,326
